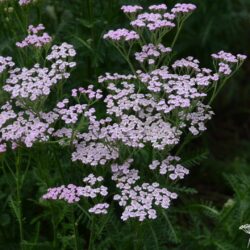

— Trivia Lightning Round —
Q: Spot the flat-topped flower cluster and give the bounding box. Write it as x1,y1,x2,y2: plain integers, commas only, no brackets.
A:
16,24,52,48
0,3,246,221
0,0,32,5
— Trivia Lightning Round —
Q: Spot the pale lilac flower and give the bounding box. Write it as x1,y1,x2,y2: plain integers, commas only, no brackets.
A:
4,43,76,101
211,51,247,64
131,12,175,31
19,0,32,5
112,160,178,221
43,174,108,204
103,29,139,42
237,54,247,61
16,24,52,48
218,62,232,76
0,143,6,153
0,56,15,74
149,4,167,11
121,5,143,14
135,43,171,64
163,13,176,20
89,203,109,214
171,3,197,15
180,102,214,135
172,56,200,72
71,85,103,100
149,156,189,178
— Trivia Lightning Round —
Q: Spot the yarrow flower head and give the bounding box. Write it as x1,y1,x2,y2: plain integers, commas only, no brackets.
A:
131,12,175,32
149,4,167,11
212,50,247,64
71,85,103,100
211,51,247,77
18,0,32,5
16,24,52,48
121,5,143,14
135,43,172,65
0,56,15,74
3,43,76,101
103,28,140,42
111,160,179,221
43,174,108,204
171,3,197,15
149,156,189,179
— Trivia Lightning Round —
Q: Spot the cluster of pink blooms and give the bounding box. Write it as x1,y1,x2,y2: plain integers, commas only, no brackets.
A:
112,159,178,221
0,56,15,74
180,102,214,136
0,2,247,222
131,12,175,31
172,56,200,72
149,4,168,11
54,100,87,125
121,5,143,14
71,85,103,100
135,43,172,65
149,156,189,179
211,51,247,63
0,102,52,149
3,43,76,101
211,51,247,76
171,3,197,15
108,3,197,41
112,3,196,42
0,42,77,150
98,73,136,83
103,29,139,42
16,24,52,48
43,174,109,214
18,0,32,6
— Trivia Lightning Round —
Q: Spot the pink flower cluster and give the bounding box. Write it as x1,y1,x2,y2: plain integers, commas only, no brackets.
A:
43,174,108,204
0,56,15,74
89,203,109,215
3,43,76,101
71,85,103,100
120,3,197,34
123,3,196,34
149,4,168,11
18,0,32,5
0,103,53,149
131,12,175,31
149,156,189,179
103,29,139,42
212,51,247,76
171,3,197,15
112,160,178,221
172,56,200,72
16,24,52,48
54,100,87,125
135,43,172,65
212,51,247,63
121,5,143,14
180,102,214,136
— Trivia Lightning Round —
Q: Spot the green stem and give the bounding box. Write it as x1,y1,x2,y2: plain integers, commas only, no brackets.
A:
72,208,79,250
113,44,136,75
16,149,24,250
171,19,184,48
88,216,95,250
